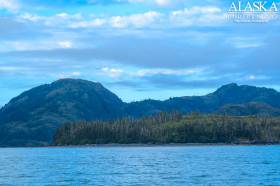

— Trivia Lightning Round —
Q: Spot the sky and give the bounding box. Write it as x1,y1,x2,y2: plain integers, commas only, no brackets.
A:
0,0,280,105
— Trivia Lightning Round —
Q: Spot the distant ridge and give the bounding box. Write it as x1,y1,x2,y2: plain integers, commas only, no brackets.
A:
1,78,280,146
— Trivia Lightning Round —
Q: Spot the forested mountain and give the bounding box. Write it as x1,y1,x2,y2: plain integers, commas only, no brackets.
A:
126,83,280,117
1,79,280,146
0,79,125,146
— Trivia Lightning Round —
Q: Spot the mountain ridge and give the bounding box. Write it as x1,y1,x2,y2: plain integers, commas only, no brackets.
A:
1,78,280,146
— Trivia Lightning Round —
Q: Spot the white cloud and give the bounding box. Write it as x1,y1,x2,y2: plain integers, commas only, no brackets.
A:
154,0,170,6
136,68,203,77
71,6,225,29
101,67,124,78
170,6,226,27
18,5,226,30
245,75,269,81
0,41,31,51
58,41,73,48
249,75,256,80
45,13,82,27
19,12,82,27
110,11,161,28
227,37,264,48
99,67,203,79
72,71,81,76
0,40,75,52
69,11,161,29
57,71,82,79
128,0,175,7
19,11,161,29
69,18,106,28
0,0,19,12
20,13,42,22
0,66,28,73
127,0,146,3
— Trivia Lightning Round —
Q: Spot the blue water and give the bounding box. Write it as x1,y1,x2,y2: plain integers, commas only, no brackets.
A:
0,145,279,186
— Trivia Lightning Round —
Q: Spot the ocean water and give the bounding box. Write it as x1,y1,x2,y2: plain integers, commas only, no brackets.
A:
0,145,279,186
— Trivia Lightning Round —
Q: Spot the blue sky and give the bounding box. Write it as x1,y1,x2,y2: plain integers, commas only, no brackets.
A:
0,0,280,105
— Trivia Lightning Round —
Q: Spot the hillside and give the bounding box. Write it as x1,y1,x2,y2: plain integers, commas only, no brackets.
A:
54,113,280,145
1,79,280,146
218,102,280,116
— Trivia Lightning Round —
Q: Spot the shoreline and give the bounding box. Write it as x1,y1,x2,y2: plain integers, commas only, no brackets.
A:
23,142,280,148
1,142,280,148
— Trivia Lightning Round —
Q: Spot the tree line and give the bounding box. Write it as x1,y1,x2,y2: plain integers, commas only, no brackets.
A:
53,112,280,145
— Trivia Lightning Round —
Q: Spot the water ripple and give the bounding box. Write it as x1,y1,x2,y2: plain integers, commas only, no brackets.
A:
0,145,279,185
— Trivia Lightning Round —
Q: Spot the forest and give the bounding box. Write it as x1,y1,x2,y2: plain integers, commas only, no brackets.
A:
53,112,280,145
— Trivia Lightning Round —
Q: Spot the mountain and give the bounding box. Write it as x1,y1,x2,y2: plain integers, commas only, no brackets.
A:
126,83,280,117
0,79,125,146
1,79,280,146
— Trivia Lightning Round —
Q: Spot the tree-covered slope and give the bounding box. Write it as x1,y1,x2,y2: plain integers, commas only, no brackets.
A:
54,113,280,145
0,79,125,146
218,102,280,116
